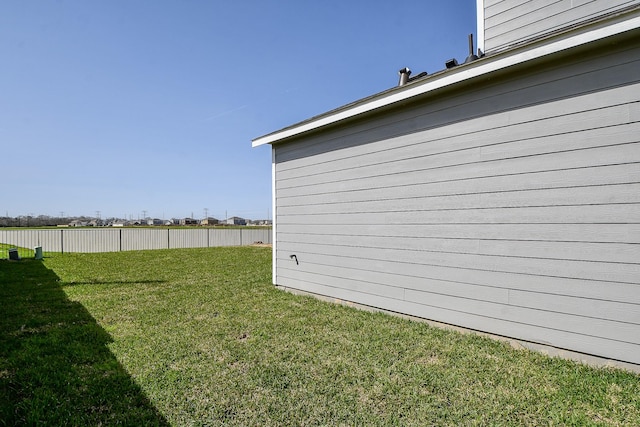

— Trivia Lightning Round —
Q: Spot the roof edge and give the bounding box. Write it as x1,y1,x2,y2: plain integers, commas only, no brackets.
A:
252,9,640,148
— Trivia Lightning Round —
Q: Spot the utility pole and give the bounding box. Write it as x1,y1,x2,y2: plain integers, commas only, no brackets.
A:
204,208,208,220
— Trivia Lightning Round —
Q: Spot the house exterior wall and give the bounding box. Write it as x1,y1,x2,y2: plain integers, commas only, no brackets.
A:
272,33,640,365
482,0,639,53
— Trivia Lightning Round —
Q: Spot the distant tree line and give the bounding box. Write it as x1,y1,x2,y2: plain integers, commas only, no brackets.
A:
1,215,100,227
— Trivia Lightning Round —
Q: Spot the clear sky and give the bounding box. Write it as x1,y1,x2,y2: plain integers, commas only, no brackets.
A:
1,0,476,221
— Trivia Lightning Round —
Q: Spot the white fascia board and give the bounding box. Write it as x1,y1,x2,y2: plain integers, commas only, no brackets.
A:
271,146,277,285
477,0,485,53
252,13,640,147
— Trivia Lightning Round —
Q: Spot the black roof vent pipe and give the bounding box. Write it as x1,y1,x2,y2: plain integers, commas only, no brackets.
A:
464,33,479,63
445,58,459,69
398,67,411,86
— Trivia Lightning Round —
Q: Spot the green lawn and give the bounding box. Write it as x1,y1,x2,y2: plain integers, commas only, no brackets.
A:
0,243,11,259
1,247,638,426
0,243,34,260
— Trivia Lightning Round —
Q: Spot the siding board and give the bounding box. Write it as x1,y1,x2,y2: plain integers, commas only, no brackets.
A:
278,204,640,226
402,288,639,344
278,164,640,207
485,0,536,17
276,83,640,175
280,267,406,300
276,243,640,284
278,233,640,264
278,183,640,214
276,254,640,305
484,0,639,53
277,144,640,197
507,290,640,324
277,111,640,182
278,224,640,243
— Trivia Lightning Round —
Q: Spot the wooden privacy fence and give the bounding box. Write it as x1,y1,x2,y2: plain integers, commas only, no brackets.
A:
0,228,271,259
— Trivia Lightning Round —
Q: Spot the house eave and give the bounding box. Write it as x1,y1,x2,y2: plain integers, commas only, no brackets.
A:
252,7,640,148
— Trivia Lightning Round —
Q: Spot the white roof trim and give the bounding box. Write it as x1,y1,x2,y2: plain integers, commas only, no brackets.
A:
252,13,640,147
477,0,485,53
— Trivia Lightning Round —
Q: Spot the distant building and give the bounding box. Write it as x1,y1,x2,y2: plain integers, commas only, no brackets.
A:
147,218,164,226
179,218,198,226
247,219,272,226
225,216,246,226
200,217,219,226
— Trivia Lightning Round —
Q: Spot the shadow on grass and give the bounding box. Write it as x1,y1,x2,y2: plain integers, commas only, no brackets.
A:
0,259,169,425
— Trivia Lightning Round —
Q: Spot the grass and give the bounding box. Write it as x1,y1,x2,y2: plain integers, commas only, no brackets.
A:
0,243,11,259
1,247,639,426
0,243,34,260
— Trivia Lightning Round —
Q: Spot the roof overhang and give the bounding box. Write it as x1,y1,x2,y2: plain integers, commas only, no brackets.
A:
252,8,640,147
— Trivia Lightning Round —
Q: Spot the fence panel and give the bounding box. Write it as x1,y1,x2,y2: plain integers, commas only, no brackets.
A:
0,228,271,259
62,229,121,253
209,228,242,246
121,228,170,251
240,228,272,245
169,229,208,249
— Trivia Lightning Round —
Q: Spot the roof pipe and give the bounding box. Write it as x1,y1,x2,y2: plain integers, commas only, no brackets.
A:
398,67,411,86
464,33,479,63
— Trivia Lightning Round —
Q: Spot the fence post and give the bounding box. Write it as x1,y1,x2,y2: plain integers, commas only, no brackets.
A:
61,229,64,254
167,228,170,249
119,228,122,252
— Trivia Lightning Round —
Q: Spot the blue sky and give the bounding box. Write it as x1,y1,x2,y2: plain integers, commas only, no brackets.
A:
1,0,476,221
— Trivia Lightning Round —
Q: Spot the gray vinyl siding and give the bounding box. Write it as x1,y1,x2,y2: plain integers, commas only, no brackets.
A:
273,38,640,364
483,0,639,53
